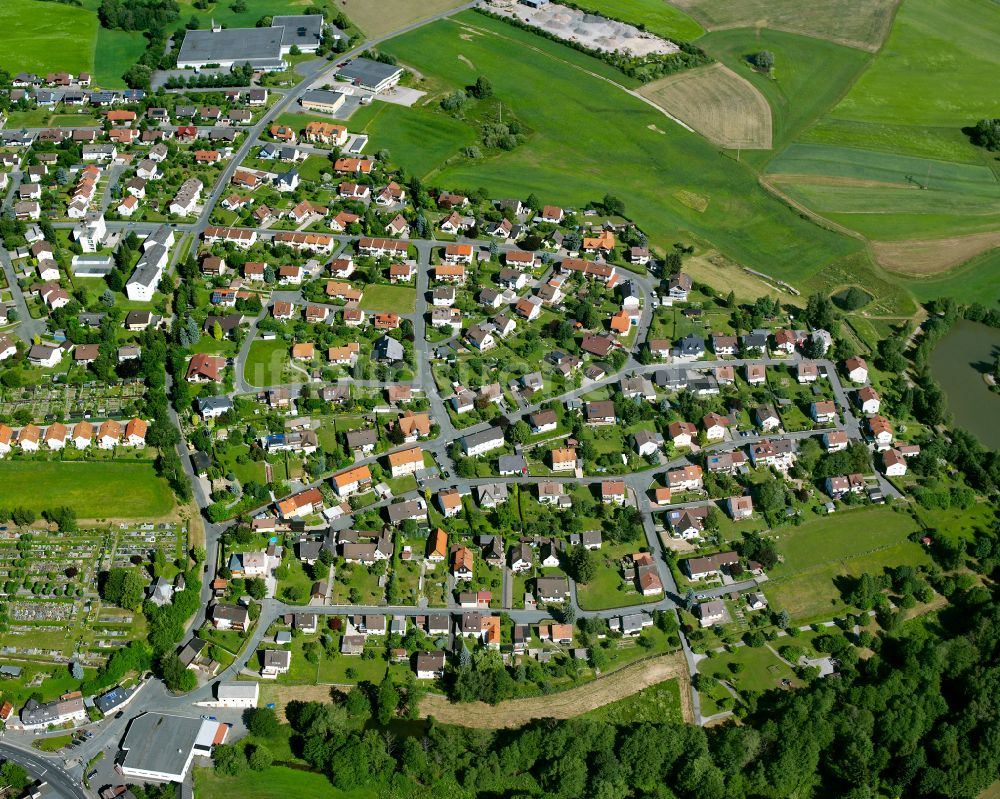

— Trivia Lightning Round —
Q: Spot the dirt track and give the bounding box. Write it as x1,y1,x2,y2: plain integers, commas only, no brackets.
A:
420,652,692,729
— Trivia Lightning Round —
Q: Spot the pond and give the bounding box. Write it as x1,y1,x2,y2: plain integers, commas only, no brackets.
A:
929,319,1000,449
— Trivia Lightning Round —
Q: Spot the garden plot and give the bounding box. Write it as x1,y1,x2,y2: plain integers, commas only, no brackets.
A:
0,379,146,422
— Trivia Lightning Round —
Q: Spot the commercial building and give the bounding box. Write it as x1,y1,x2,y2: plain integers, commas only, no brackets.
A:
300,89,346,114
177,15,326,69
336,57,403,93
118,712,229,782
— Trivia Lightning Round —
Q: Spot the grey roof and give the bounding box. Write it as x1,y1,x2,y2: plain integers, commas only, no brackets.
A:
346,428,378,449
336,57,402,89
374,335,404,362
499,454,527,474
386,499,425,524
678,334,704,355
178,27,284,67
272,15,324,48
216,681,258,700
95,685,134,714
462,426,505,449
197,395,232,413
120,713,206,778
129,243,166,289
301,89,346,107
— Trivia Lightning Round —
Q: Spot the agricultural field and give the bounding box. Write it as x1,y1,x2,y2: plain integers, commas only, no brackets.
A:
697,28,872,160
337,0,470,38
0,0,98,76
380,12,862,290
897,248,1000,306
749,0,1000,283
670,0,898,52
871,231,1000,277
825,0,1000,129
763,506,931,622
638,63,772,149
0,462,175,519
563,0,705,41
766,143,1000,240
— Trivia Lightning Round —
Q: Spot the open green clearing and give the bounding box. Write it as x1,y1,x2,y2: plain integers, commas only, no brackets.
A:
565,0,705,41
697,28,871,162
581,678,684,725
347,102,477,181
93,27,148,88
357,283,417,313
244,339,290,387
0,0,97,76
195,765,364,799
698,644,799,695
763,506,930,622
380,12,860,288
0,461,174,518
670,0,898,53
826,0,1000,128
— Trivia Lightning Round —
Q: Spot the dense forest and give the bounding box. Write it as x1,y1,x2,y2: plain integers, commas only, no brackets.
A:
214,532,1000,799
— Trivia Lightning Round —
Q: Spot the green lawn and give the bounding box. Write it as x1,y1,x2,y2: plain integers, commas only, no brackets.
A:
763,506,931,622
698,644,799,694
357,283,417,313
93,26,148,88
380,12,861,287
194,765,368,799
576,544,649,611
0,460,174,518
244,339,290,387
0,0,97,76
348,102,478,180
540,0,704,40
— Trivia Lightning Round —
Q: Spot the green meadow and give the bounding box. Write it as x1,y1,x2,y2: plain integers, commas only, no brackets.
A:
378,12,861,289
898,248,1000,306
0,0,98,76
566,0,705,41
762,0,1000,245
0,461,175,518
826,0,1000,129
348,102,477,180
697,28,872,163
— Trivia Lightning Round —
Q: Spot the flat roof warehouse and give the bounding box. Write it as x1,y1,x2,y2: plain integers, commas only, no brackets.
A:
177,15,327,70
